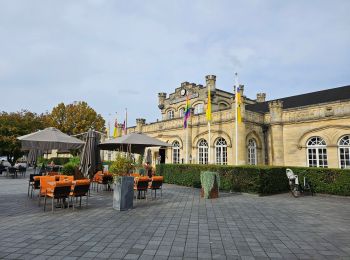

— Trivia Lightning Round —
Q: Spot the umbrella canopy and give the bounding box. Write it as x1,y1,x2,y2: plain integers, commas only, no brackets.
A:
99,132,172,154
18,127,84,151
79,129,101,178
27,149,43,167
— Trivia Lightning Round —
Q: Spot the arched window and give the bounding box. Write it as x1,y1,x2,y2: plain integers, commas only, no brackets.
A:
198,139,208,164
338,135,350,169
194,104,204,115
167,110,174,119
247,139,257,165
215,138,227,165
307,136,328,168
172,141,180,164
179,108,185,118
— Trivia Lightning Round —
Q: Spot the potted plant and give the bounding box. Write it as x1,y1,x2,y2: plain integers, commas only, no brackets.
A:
109,154,135,211
200,171,220,199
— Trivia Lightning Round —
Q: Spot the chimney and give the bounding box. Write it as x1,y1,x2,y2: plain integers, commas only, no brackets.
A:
256,93,266,103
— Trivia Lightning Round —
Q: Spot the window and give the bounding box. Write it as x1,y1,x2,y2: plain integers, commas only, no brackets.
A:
179,108,185,118
194,104,204,115
198,139,208,164
339,135,350,169
172,141,180,164
167,110,174,119
215,138,227,165
307,136,328,168
247,139,257,165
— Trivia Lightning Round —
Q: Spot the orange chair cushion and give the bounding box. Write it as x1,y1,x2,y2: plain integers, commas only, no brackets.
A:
152,176,163,181
75,179,90,185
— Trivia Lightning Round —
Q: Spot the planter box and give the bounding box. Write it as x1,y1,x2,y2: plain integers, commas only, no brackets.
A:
200,171,220,199
113,176,134,211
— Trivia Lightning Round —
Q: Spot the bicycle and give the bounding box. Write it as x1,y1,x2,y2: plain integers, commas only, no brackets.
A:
286,169,313,197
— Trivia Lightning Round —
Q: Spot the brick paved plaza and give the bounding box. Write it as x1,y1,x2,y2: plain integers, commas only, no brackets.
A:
0,173,350,260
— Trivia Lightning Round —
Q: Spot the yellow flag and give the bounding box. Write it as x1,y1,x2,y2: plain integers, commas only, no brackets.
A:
206,87,212,121
113,119,118,138
236,87,242,123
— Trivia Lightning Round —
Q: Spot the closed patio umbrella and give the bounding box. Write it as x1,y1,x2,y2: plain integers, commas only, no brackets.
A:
18,127,84,151
27,149,43,167
79,129,101,178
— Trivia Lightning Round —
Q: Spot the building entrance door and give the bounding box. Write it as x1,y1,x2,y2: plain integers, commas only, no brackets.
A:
159,149,166,164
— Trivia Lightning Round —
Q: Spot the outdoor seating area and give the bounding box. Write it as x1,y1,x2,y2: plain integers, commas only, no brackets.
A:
27,174,90,212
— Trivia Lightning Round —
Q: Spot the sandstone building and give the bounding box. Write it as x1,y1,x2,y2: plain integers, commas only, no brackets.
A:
123,75,350,168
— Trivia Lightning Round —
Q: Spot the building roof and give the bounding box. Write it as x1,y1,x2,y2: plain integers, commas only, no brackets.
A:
246,85,350,113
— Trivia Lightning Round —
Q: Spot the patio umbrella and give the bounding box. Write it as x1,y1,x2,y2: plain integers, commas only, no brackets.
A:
99,132,172,154
79,129,101,178
27,149,43,167
18,127,84,151
145,148,152,164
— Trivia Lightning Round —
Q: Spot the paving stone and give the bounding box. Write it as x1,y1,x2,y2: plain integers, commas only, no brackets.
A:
0,175,349,259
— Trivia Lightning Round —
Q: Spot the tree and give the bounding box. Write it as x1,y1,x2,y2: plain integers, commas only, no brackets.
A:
48,101,105,135
0,110,49,165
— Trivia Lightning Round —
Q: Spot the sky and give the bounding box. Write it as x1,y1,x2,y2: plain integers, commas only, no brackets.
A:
0,0,349,127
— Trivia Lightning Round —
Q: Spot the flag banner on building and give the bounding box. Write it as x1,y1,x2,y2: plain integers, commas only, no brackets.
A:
206,87,212,121
113,119,118,138
122,108,127,135
236,86,242,123
184,95,191,128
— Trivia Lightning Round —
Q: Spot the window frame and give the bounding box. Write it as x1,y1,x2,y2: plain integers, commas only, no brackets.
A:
338,135,350,169
306,136,328,168
198,139,208,164
167,110,174,119
215,138,227,165
172,141,180,164
247,138,257,165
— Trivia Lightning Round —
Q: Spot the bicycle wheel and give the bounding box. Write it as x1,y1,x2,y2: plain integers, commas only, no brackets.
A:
290,184,300,198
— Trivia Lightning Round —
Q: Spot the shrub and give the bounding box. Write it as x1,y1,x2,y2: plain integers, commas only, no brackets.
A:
61,157,80,175
109,154,135,182
156,164,350,196
200,171,220,198
289,167,350,196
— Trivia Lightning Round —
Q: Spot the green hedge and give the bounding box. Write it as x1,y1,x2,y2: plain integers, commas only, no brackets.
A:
289,167,350,196
156,164,289,195
156,164,350,196
38,157,71,165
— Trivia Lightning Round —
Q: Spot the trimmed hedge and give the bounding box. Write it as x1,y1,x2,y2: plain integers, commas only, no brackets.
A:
289,167,350,196
156,164,289,195
38,157,71,165
156,164,350,196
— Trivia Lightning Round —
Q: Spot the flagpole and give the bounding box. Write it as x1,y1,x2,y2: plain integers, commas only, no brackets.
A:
235,72,239,165
208,121,211,164
125,108,128,135
186,124,188,163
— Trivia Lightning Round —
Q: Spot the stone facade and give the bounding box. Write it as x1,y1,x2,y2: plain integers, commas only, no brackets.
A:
126,75,350,169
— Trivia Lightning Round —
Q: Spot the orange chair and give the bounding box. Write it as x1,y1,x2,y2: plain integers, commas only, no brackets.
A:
134,176,150,201
70,179,90,209
149,176,163,198
44,181,72,212
47,172,59,176
91,171,103,191
59,175,74,181
97,173,113,192
31,175,42,198
38,176,55,206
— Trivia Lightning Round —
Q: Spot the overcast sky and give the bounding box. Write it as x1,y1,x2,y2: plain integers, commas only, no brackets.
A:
0,0,349,127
